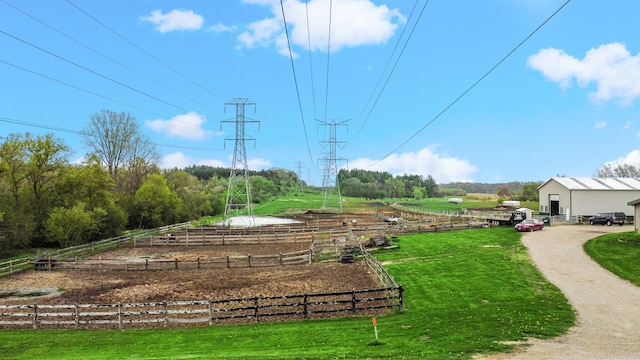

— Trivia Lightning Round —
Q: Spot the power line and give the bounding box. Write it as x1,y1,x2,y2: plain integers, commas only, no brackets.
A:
305,0,318,119
0,116,223,152
0,58,169,119
279,0,315,167
0,29,195,114
367,0,572,169
0,0,215,112
350,0,430,147
65,0,227,102
323,0,333,122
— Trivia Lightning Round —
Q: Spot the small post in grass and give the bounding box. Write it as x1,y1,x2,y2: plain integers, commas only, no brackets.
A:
372,317,379,342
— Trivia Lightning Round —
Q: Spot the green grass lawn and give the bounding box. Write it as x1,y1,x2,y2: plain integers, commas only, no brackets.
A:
0,227,574,359
584,231,640,286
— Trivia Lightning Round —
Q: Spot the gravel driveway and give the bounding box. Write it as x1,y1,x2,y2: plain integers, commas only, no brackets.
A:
490,224,640,359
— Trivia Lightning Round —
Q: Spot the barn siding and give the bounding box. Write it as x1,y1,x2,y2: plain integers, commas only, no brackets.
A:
539,178,640,217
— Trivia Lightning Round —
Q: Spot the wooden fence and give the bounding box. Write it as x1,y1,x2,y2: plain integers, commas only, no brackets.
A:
38,249,312,271
0,287,402,330
0,222,193,277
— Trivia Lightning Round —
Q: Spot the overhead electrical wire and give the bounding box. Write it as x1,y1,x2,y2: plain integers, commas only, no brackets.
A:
366,0,573,169
0,0,215,112
65,0,227,103
0,58,170,119
322,0,333,122
0,29,195,114
0,116,224,152
349,0,429,148
279,0,315,167
305,0,318,119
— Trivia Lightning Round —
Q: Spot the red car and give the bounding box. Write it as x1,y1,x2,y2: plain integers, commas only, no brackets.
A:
514,219,544,232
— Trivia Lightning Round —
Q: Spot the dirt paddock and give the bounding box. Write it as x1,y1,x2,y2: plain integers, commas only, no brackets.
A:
0,241,380,305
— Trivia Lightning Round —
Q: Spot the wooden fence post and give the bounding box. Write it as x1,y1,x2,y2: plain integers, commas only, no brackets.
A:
226,256,230,268
208,300,213,326
174,258,178,270
197,257,201,270
32,305,38,329
351,291,357,314
163,302,168,328
254,297,259,322
248,254,252,268
145,259,148,270
118,303,123,330
74,304,79,329
303,294,308,319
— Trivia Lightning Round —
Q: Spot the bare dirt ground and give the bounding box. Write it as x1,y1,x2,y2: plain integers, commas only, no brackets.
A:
0,242,380,305
484,224,640,360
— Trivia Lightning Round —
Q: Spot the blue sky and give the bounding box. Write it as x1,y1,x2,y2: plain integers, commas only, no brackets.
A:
2,0,640,185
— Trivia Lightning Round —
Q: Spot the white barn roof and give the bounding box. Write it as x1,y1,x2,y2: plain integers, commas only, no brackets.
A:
540,177,640,191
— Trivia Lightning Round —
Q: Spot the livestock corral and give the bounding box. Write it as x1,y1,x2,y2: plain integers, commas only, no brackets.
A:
0,208,478,330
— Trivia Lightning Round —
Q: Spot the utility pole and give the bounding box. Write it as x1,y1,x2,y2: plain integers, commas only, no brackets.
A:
294,161,305,195
221,98,260,226
317,118,349,211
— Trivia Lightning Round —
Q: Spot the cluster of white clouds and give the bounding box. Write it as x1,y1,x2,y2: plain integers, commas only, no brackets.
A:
348,146,477,184
527,42,640,105
140,1,405,56
528,42,640,172
146,112,215,140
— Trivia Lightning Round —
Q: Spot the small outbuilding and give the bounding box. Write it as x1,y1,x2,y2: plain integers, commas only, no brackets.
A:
538,177,640,218
627,198,640,234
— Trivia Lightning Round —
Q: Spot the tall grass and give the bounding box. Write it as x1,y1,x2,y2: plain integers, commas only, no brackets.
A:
0,227,574,359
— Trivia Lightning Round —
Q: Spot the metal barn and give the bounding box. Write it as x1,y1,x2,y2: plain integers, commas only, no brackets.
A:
538,177,640,218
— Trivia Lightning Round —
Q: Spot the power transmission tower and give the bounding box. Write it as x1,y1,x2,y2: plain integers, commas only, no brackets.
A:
317,119,349,211
221,98,260,225
294,161,305,195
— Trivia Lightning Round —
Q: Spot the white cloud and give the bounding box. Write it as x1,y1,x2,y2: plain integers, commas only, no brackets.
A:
346,146,477,183
141,9,204,33
145,112,214,140
604,149,640,168
236,0,405,55
208,22,237,33
624,120,635,130
595,121,607,129
527,42,640,104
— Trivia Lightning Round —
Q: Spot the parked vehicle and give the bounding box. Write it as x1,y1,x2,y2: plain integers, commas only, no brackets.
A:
589,212,626,226
514,219,545,232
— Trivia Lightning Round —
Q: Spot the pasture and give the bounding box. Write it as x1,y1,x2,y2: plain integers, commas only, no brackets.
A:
0,225,574,359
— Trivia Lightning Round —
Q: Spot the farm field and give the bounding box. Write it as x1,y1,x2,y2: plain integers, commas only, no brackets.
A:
0,225,574,359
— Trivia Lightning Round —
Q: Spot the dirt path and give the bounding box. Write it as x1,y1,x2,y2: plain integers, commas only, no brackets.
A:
493,225,640,359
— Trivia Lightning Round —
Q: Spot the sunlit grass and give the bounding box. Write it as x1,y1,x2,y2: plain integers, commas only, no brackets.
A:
0,227,574,359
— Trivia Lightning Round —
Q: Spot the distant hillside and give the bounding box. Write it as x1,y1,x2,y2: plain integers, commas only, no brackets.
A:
439,182,527,195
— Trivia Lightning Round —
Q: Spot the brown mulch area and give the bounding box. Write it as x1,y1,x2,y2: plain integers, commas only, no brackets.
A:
0,242,380,305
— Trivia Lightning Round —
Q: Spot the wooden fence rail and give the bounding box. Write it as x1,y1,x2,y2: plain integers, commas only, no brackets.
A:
39,249,312,271
0,287,402,330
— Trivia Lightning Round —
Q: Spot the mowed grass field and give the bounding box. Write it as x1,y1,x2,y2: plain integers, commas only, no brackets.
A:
0,227,575,359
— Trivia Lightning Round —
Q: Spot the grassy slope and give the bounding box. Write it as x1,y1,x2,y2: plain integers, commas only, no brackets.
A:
0,227,574,359
584,231,640,286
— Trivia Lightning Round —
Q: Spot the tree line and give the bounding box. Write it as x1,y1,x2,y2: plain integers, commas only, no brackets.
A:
338,169,438,199
0,110,298,257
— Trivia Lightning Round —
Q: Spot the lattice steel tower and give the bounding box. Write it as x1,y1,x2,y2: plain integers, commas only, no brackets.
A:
317,119,349,211
221,98,260,225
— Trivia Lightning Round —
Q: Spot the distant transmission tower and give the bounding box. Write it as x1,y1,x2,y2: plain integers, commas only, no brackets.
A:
294,161,305,195
221,98,260,225
317,119,349,211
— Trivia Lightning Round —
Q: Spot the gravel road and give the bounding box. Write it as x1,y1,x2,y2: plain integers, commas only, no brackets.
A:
490,224,640,359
